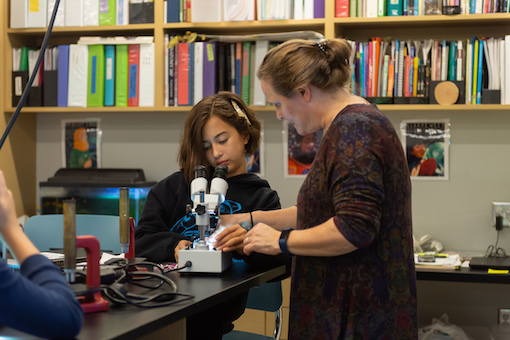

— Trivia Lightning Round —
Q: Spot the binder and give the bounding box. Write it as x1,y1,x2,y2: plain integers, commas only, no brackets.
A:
314,0,325,18
47,0,65,26
167,0,181,22
99,0,116,25
12,71,28,107
253,40,269,106
115,44,129,106
28,49,44,106
168,39,176,106
176,42,190,106
128,44,140,106
65,0,84,26
139,43,155,107
68,44,88,107
43,70,58,106
235,41,242,96
117,0,130,25
104,45,115,106
129,0,154,24
57,45,70,107
87,45,105,107
192,0,222,22
10,0,28,28
28,0,48,28
83,0,99,26
388,0,403,15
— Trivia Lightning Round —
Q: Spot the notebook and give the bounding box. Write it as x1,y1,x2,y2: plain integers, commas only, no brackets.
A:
469,256,510,270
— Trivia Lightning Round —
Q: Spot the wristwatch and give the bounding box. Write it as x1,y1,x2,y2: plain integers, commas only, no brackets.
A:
279,228,294,256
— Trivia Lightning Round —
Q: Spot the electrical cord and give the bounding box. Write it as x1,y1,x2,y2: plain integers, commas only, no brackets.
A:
485,216,507,258
101,263,194,308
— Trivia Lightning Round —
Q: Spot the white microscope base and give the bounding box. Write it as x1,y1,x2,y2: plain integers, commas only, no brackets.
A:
178,248,232,273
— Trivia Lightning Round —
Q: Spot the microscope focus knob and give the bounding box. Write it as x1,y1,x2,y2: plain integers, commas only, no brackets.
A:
196,205,206,215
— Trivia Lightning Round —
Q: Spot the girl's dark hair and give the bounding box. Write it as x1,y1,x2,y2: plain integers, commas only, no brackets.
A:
257,38,352,97
178,91,261,183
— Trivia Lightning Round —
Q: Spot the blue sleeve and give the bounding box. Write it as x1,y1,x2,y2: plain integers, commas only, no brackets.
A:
0,254,84,339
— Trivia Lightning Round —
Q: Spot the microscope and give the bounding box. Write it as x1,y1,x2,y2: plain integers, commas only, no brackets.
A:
178,165,232,273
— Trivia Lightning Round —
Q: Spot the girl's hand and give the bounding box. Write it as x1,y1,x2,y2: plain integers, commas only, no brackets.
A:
174,239,192,263
214,225,247,254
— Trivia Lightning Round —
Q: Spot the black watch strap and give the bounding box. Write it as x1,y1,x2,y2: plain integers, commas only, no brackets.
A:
279,228,294,256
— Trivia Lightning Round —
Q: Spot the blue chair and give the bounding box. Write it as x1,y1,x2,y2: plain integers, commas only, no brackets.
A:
223,281,283,340
23,214,121,254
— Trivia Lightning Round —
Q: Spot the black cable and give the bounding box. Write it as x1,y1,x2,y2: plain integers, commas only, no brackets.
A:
0,0,61,150
102,269,194,308
485,228,507,258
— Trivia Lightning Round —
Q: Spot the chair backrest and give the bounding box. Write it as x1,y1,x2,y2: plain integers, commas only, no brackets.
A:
245,281,283,312
23,214,121,253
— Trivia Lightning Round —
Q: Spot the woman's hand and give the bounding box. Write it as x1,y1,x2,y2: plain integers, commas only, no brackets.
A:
243,223,281,256
174,239,192,263
214,225,247,255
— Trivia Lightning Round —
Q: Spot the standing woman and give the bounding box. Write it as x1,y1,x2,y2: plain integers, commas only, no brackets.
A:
221,39,417,339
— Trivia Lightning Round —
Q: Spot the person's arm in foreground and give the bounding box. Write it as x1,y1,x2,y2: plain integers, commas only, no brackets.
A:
0,170,83,339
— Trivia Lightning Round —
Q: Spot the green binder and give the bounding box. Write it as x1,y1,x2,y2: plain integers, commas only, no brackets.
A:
87,45,105,107
99,0,116,25
115,44,129,107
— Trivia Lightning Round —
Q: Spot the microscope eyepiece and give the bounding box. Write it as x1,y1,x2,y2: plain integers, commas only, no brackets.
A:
194,165,206,178
213,165,228,180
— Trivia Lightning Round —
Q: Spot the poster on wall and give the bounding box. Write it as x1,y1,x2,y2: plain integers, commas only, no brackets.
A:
400,119,450,180
283,121,323,178
246,119,264,176
61,119,102,169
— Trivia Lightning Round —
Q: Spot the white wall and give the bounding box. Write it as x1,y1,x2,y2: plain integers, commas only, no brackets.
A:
36,108,510,254
36,108,510,329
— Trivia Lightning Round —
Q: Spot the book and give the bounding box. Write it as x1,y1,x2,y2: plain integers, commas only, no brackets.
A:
176,42,190,106
117,0,130,25
128,44,140,106
168,37,177,105
104,45,115,106
139,43,155,106
336,0,349,16
193,42,204,105
83,0,99,26
115,44,129,106
57,45,70,107
68,44,88,107
241,41,252,104
167,0,181,22
378,0,387,15
314,0,325,17
99,0,116,25
203,41,217,98
188,42,195,105
87,45,106,107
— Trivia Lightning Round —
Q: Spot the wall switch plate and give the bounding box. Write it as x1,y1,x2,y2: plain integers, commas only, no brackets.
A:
492,202,510,229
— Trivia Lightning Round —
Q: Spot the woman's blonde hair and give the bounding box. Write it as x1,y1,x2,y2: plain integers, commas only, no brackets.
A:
178,91,261,183
257,38,352,97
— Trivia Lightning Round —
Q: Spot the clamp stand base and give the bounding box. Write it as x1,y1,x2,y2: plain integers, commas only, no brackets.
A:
76,236,109,313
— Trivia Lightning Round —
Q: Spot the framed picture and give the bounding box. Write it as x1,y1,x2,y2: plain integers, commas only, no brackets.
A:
283,121,323,177
247,119,264,176
400,119,450,180
61,119,101,168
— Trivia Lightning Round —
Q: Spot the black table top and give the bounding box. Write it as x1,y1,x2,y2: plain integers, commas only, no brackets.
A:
0,262,288,340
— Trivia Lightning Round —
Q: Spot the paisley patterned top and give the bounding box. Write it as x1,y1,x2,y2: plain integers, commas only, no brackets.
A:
290,104,417,339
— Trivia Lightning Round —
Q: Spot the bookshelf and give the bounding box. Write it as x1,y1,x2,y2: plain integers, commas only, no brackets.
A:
2,2,510,212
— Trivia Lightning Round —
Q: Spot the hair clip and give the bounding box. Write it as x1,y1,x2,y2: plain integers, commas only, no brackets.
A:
231,100,251,125
317,40,328,53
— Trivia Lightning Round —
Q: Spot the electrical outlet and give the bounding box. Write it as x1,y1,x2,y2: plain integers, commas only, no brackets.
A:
499,309,510,324
492,202,510,229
